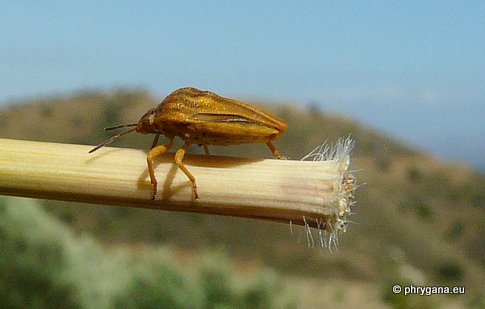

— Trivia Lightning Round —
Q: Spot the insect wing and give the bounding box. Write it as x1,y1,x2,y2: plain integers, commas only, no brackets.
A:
196,98,287,132
181,88,288,131
153,87,288,144
189,113,256,123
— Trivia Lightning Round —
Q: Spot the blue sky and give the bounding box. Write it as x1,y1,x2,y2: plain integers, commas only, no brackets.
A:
1,1,484,168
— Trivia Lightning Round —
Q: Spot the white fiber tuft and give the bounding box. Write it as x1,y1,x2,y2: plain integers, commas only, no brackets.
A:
298,136,359,251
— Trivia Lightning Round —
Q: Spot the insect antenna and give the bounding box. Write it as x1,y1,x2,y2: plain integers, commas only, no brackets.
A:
89,126,137,153
104,123,138,131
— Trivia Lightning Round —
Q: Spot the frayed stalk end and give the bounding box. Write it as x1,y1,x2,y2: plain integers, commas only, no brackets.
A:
300,136,359,250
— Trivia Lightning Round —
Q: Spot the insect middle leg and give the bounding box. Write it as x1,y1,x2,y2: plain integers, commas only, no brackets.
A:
203,144,210,156
175,141,199,199
147,138,174,200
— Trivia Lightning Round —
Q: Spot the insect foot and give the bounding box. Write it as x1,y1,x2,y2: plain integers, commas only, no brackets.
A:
151,184,157,201
192,181,199,199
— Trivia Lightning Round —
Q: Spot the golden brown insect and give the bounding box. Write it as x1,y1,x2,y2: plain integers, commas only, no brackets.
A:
89,87,287,200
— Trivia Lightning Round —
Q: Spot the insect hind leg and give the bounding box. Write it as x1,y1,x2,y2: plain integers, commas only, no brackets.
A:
175,142,199,199
266,141,286,159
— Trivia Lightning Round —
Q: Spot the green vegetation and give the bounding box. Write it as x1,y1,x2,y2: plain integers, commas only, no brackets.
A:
1,89,484,307
0,197,81,309
0,196,294,309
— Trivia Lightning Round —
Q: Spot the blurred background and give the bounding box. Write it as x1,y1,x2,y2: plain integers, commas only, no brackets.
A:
1,2,484,308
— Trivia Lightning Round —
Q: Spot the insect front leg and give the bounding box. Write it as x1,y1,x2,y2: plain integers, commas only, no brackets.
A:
266,141,286,159
175,141,199,199
147,138,174,200
151,133,161,149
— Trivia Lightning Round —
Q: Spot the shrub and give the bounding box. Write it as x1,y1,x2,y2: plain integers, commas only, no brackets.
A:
0,197,81,309
113,252,203,309
0,197,294,308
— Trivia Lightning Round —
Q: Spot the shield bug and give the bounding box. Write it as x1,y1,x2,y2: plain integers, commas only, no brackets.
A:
89,87,287,200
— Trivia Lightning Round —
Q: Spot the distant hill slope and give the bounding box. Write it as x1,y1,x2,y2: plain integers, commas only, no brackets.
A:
1,89,484,294
0,88,414,158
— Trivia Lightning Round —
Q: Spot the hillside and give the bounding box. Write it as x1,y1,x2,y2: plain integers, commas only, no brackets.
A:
1,89,484,306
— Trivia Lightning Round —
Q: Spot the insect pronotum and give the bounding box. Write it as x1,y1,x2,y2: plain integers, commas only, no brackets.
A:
89,87,287,200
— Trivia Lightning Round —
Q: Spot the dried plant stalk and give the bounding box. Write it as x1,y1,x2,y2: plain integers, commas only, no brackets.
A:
0,138,355,232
